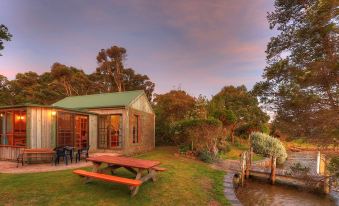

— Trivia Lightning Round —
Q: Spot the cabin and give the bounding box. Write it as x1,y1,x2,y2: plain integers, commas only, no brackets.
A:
0,90,155,160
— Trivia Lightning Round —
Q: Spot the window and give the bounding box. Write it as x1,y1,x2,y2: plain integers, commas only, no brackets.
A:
57,112,89,148
75,115,89,149
57,112,74,147
98,115,122,149
132,115,140,144
0,110,26,146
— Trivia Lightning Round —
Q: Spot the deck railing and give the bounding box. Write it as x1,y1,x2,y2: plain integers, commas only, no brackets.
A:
0,145,25,160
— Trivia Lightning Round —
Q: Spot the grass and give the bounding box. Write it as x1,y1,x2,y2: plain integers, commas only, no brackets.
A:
0,147,229,206
220,142,265,161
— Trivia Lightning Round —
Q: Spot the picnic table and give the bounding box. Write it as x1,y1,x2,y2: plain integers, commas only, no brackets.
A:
17,148,54,167
73,155,166,196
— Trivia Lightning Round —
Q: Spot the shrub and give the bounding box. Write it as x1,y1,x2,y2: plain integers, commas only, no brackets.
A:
328,156,339,178
171,118,223,161
197,150,217,163
250,132,288,164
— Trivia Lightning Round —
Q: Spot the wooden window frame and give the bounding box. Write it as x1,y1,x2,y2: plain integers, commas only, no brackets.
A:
56,111,89,148
97,114,123,149
0,109,27,147
132,114,141,144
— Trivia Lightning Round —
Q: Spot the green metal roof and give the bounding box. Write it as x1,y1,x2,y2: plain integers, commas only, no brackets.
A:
52,90,145,109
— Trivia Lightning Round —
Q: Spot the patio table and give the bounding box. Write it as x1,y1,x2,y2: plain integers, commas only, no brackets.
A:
86,155,161,195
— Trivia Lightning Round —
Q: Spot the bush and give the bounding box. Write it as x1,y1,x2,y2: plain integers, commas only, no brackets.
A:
328,156,339,178
197,150,217,163
171,118,223,161
250,132,288,164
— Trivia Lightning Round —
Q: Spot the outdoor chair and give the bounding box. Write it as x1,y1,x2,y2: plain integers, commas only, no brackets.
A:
53,147,68,165
64,146,75,163
76,145,90,163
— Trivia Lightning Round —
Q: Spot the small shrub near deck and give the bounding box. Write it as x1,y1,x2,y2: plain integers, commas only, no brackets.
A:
171,118,223,162
250,132,288,164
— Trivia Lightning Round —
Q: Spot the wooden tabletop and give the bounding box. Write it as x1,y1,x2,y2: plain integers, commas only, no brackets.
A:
87,155,161,169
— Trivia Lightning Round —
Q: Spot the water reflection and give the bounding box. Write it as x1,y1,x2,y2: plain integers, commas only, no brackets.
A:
236,178,335,206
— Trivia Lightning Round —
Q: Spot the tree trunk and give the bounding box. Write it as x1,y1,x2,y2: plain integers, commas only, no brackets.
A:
230,124,236,144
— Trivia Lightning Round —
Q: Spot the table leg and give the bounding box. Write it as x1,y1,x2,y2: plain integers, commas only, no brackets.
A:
130,169,142,197
92,162,101,172
141,169,157,182
86,162,102,183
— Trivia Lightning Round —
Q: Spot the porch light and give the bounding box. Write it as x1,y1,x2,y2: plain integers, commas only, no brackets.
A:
51,111,57,116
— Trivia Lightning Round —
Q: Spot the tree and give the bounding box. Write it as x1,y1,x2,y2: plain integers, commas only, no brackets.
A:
122,68,155,101
153,90,196,144
96,46,126,92
0,75,13,105
209,85,269,143
50,62,93,97
0,24,12,56
253,0,339,142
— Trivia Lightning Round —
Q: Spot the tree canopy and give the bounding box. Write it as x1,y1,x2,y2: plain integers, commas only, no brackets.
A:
253,0,339,142
0,45,155,105
153,90,196,144
209,85,269,143
0,24,12,56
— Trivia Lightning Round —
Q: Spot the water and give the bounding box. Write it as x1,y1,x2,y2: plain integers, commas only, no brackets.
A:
236,178,335,206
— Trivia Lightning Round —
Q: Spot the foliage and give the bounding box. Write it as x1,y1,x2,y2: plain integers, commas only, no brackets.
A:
253,0,339,142
153,90,196,144
0,147,229,205
0,46,155,105
171,118,223,162
187,95,208,119
250,132,287,164
198,150,217,163
290,162,310,176
209,85,269,143
0,24,12,56
328,156,339,178
122,68,155,101
96,46,126,92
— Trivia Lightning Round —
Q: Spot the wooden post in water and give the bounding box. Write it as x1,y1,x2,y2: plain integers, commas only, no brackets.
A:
240,152,246,186
323,155,330,194
245,148,251,179
270,156,276,185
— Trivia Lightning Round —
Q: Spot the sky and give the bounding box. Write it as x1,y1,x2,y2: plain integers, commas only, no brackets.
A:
0,0,276,97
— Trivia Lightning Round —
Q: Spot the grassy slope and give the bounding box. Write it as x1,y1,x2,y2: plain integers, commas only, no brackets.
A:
0,147,229,206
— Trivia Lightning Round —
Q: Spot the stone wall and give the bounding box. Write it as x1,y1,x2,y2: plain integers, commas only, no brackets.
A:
123,108,155,155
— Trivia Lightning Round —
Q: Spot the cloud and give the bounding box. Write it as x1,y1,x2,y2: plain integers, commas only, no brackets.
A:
0,0,275,96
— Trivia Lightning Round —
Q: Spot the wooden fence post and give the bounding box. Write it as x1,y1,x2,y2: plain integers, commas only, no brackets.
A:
270,156,276,185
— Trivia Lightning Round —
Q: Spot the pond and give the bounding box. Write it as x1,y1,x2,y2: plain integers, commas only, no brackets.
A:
236,178,335,206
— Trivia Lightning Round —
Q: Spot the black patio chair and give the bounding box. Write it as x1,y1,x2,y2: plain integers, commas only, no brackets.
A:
76,145,90,163
53,146,68,165
64,146,75,163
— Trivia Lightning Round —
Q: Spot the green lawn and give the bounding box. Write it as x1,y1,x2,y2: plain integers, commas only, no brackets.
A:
220,144,264,161
0,147,229,206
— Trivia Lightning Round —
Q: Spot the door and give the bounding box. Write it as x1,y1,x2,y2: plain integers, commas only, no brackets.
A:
98,115,122,149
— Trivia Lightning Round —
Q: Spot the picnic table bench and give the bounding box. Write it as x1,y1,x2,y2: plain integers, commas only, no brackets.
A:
73,155,166,196
17,148,54,167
